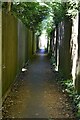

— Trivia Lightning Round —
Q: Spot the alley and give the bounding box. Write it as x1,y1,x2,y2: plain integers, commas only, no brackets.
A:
2,51,75,119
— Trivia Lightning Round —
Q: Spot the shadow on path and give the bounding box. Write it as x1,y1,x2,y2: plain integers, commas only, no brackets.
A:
2,50,75,119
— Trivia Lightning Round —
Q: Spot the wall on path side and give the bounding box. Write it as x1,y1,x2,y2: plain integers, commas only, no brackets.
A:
51,12,80,93
0,8,2,118
2,11,37,97
2,11,18,96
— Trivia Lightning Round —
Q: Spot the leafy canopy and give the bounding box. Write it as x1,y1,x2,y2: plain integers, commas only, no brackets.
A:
12,2,49,31
2,1,79,35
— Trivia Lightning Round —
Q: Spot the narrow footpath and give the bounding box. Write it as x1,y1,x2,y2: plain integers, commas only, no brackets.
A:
3,51,75,119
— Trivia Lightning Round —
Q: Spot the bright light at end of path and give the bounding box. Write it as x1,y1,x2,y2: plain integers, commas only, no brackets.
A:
39,30,47,49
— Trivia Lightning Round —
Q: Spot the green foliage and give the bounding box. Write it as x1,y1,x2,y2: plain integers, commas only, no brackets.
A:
66,1,78,18
12,2,49,32
2,2,49,32
2,1,79,37
51,2,66,24
60,79,80,117
45,16,54,37
77,102,80,117
61,79,74,94
50,54,56,66
51,1,78,25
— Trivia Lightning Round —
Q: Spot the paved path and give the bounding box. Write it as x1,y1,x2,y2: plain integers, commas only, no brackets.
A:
3,52,75,119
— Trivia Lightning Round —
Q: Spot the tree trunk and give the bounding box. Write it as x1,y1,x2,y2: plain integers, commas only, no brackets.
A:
75,12,80,94
59,18,72,79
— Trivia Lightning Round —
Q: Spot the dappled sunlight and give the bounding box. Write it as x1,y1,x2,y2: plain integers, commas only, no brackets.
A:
3,54,75,118
71,12,78,86
41,82,74,118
